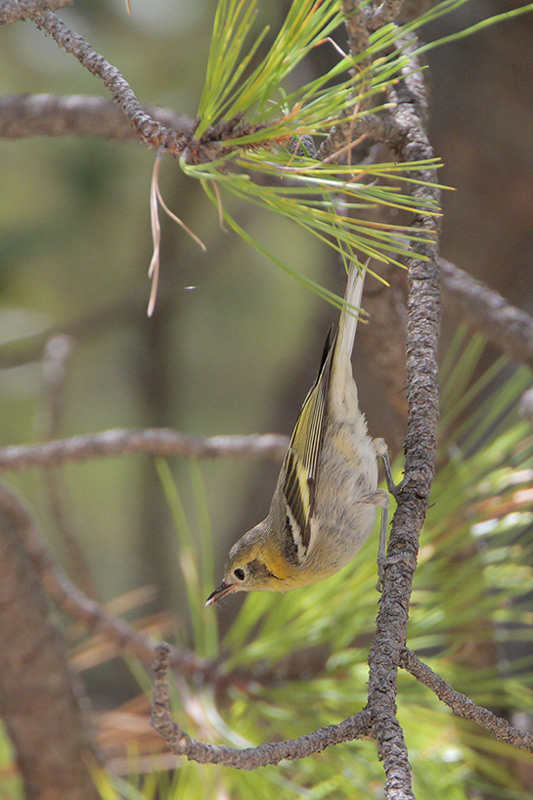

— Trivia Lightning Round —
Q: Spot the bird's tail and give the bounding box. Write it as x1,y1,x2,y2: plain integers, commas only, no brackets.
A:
334,262,366,367
327,262,367,413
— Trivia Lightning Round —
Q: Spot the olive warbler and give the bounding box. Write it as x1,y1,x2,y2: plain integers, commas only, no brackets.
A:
206,264,392,606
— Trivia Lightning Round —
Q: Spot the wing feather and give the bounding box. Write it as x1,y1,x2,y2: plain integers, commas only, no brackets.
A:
281,328,335,560
279,264,366,565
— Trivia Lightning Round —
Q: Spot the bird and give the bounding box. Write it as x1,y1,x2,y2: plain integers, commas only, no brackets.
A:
206,263,392,606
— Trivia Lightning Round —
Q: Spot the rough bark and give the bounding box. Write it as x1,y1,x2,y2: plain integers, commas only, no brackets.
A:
0,484,100,800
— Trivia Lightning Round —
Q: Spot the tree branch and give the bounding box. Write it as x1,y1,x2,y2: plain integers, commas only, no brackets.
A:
400,649,533,752
38,336,97,597
22,11,187,152
0,0,69,24
0,482,220,684
0,428,288,473
440,257,533,369
0,482,100,800
151,643,373,769
0,93,194,141
366,33,441,800
0,484,334,694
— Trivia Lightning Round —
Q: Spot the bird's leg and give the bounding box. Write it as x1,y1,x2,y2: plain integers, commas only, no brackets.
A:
360,488,389,590
372,438,403,589
372,438,399,498
371,439,417,586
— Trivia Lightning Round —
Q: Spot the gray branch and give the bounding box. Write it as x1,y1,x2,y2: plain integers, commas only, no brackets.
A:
366,34,441,800
23,11,187,152
0,428,288,473
1,482,220,683
0,93,194,141
0,0,70,24
39,336,97,598
400,649,533,752
0,483,100,800
151,643,373,769
440,257,533,369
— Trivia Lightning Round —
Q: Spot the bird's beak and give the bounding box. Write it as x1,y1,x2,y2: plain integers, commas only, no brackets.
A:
205,580,238,607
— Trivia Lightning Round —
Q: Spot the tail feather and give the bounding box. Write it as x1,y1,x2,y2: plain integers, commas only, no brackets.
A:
334,263,366,368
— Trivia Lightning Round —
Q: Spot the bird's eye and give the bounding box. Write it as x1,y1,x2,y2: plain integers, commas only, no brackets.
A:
233,568,245,581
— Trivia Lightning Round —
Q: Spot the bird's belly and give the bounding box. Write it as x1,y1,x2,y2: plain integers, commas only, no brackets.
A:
307,414,378,572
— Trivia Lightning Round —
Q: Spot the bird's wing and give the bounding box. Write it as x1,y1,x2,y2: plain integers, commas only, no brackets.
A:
281,328,335,563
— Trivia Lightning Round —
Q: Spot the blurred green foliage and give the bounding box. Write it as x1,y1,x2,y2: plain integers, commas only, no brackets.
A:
93,342,533,799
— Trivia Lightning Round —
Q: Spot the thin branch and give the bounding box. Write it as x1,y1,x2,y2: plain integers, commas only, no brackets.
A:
367,32,441,800
38,336,97,597
400,649,533,752
0,0,70,24
440,257,533,369
0,93,194,141
0,479,326,692
0,429,288,473
24,12,187,152
151,643,373,769
0,483,219,682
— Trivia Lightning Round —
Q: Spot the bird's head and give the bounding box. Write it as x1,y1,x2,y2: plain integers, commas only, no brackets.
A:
205,520,293,605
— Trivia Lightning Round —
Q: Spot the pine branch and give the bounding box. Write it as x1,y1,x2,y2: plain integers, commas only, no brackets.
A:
440,257,533,369
0,0,70,24
0,429,288,472
151,643,373,769
16,10,186,151
0,483,219,682
0,93,194,141
366,31,441,800
0,482,100,800
400,649,533,752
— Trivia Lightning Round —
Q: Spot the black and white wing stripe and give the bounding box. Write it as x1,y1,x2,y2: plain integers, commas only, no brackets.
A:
281,328,335,563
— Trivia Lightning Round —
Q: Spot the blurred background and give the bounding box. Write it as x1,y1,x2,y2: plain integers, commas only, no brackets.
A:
0,0,532,717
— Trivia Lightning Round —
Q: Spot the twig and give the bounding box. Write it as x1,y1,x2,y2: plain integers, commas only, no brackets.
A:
23,12,186,152
0,479,332,692
151,643,373,768
366,33,441,800
0,93,194,141
400,649,533,752
440,257,533,369
0,429,288,472
0,483,219,682
41,335,72,435
0,0,69,24
39,336,97,597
